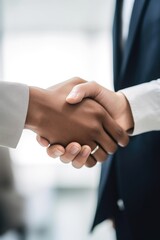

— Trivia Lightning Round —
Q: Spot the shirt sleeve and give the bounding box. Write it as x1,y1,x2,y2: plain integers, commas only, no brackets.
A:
119,79,160,135
0,82,29,148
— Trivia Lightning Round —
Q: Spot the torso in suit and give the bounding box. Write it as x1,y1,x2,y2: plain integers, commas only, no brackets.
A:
92,1,160,239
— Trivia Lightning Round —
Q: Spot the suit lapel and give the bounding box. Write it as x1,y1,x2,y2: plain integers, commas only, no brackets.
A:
119,0,148,81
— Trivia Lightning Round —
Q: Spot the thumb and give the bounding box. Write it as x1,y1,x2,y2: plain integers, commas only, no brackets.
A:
66,81,100,104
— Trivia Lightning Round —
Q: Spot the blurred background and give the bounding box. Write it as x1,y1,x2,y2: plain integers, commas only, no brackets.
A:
0,0,116,239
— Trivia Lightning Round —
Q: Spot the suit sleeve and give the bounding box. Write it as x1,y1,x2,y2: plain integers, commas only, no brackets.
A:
0,82,29,148
120,79,160,135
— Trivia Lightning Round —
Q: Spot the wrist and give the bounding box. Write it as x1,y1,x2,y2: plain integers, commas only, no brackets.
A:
25,87,46,132
115,92,134,132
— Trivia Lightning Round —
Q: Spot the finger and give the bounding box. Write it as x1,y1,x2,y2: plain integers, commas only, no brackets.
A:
60,142,82,164
90,144,109,163
85,155,97,168
102,112,129,147
47,144,65,158
71,145,91,168
36,135,50,147
96,128,118,155
66,81,100,104
81,143,98,168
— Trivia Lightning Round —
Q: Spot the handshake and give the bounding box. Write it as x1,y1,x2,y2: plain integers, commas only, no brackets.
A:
25,77,134,168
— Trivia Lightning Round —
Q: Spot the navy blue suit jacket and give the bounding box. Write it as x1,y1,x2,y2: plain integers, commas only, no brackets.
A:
92,1,160,239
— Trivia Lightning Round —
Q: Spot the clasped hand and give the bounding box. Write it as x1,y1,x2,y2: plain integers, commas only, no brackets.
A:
26,77,130,168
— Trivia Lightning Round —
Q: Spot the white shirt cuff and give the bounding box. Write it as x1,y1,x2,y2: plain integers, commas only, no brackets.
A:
119,80,160,135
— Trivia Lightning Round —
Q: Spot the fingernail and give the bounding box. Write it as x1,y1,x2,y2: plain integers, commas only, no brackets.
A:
70,145,80,155
81,147,90,157
72,161,82,169
118,142,125,147
53,150,63,157
67,91,78,99
108,152,114,155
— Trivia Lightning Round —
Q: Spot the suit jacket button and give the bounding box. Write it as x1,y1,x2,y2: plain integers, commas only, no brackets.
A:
117,199,125,211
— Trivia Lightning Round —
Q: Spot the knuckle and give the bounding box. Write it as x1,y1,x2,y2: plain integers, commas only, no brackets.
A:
90,81,102,95
90,124,101,138
90,81,97,87
71,76,86,85
95,106,106,120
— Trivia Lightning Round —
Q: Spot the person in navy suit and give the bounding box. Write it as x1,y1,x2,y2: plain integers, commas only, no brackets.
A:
46,1,160,239
91,1,160,239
